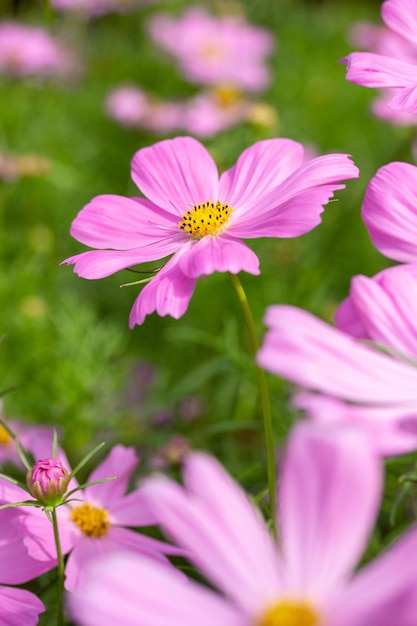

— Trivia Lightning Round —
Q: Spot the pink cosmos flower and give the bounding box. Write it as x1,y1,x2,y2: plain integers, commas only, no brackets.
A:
0,410,56,470
147,7,275,91
183,87,250,138
0,21,74,79
68,421,417,626
63,136,358,327
257,264,417,455
27,457,70,505
361,161,417,263
342,0,417,114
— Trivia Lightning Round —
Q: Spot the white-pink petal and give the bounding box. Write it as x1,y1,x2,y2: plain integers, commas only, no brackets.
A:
257,305,417,405
130,136,219,215
279,421,381,599
68,553,244,626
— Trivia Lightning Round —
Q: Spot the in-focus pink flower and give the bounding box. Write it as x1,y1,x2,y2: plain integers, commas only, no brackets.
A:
257,264,417,455
342,0,417,115
147,7,275,91
63,136,358,327
0,21,74,78
0,586,44,626
27,457,70,505
69,421,417,626
361,161,417,263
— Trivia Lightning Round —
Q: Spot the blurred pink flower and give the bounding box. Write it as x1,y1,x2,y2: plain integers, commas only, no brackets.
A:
0,586,44,626
362,161,417,263
0,21,74,78
69,422,417,626
51,0,154,17
257,265,417,455
0,411,56,470
183,87,249,137
147,7,275,91
342,0,417,114
63,136,358,327
105,85,184,134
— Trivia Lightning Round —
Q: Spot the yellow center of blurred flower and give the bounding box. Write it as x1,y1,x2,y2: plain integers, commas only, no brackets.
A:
179,200,233,239
70,502,111,537
257,600,320,626
211,85,241,109
200,42,224,61
0,425,11,445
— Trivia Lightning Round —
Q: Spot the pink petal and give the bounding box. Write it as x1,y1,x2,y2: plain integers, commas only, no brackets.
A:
63,237,183,279
68,553,243,626
219,138,304,214
69,196,178,250
128,251,197,327
331,526,417,626
294,393,417,457
130,136,219,215
108,488,159,527
141,452,283,616
279,421,382,598
178,234,260,277
0,586,44,626
228,154,358,237
382,0,417,47
389,83,417,113
342,52,417,88
84,445,138,507
257,305,417,405
335,265,417,359
362,161,417,262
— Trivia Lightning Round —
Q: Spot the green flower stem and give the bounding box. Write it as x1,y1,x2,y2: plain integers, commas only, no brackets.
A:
51,508,65,626
229,273,276,536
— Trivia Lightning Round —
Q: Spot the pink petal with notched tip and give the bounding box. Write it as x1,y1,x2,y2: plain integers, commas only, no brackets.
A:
257,305,417,405
70,196,179,250
68,552,244,626
0,586,44,626
362,162,417,263
130,136,219,215
342,52,417,88
178,233,260,278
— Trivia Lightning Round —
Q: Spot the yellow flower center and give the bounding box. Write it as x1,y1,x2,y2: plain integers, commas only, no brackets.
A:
257,600,321,626
179,200,233,239
211,85,242,109
0,425,11,445
70,502,111,538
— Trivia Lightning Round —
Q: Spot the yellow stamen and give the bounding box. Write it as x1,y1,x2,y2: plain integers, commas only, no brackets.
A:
70,502,111,538
0,425,11,445
179,200,233,239
211,85,242,109
257,600,320,626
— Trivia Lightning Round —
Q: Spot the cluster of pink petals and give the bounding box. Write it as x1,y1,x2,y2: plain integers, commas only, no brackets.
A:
257,263,417,456
63,136,358,327
361,161,417,263
147,7,275,92
51,0,153,17
105,84,253,138
342,0,417,115
0,21,74,78
68,421,417,626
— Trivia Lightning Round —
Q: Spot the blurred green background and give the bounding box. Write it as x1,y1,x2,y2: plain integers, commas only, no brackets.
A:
0,0,414,504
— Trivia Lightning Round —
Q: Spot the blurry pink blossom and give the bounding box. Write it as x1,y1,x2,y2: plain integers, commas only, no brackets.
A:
0,21,75,78
183,86,249,137
51,0,154,17
342,0,417,115
0,410,56,470
147,7,275,91
361,161,417,263
63,136,358,327
69,422,417,626
257,264,417,455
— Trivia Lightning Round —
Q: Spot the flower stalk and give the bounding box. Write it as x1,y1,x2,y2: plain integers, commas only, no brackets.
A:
229,273,276,536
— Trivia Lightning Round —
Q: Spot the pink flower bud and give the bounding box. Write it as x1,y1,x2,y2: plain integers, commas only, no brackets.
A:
26,458,70,505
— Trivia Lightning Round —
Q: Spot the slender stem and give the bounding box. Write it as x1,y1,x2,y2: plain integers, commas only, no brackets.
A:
51,508,65,626
229,273,276,535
